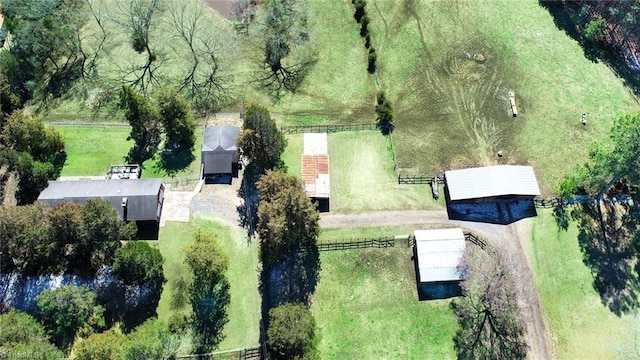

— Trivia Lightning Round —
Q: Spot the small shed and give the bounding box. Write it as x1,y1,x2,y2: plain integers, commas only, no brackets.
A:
201,125,240,178
37,178,164,239
445,165,540,202
414,228,466,284
302,133,330,211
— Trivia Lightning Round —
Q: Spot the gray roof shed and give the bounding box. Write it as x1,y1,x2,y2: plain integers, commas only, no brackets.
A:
202,125,240,175
38,179,164,222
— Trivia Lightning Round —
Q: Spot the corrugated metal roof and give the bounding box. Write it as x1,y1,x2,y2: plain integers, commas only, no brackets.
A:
202,125,240,152
302,133,330,199
303,133,328,155
445,165,541,201
414,228,466,283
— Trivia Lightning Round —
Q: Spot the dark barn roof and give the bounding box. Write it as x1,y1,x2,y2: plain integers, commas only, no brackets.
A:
38,179,164,221
202,125,240,153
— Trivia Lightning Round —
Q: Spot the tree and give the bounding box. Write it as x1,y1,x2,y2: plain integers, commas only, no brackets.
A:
0,310,63,359
112,0,163,93
584,18,607,43
0,149,55,204
1,110,66,177
237,104,286,172
183,231,231,352
267,303,318,360
119,85,162,165
112,241,165,330
155,87,196,175
36,285,105,350
113,241,164,287
559,113,640,197
73,330,126,360
0,0,89,101
0,202,50,275
451,247,527,360
259,0,315,94
45,202,84,273
79,199,124,272
375,91,394,135
121,319,180,360
256,170,320,306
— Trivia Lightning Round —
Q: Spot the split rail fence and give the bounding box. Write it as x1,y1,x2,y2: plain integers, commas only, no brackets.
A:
280,123,377,134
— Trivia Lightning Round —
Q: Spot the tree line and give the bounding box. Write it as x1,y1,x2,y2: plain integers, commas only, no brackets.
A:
237,103,320,359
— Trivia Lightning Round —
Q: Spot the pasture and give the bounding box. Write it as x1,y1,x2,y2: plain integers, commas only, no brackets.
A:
281,131,444,213
157,217,261,351
531,210,640,359
370,0,640,194
311,242,457,359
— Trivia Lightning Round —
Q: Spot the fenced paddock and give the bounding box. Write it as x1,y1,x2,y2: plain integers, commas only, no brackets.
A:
280,123,377,134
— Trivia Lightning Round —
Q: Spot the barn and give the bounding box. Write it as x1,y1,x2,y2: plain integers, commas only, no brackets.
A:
302,133,330,211
444,165,541,224
414,228,466,300
37,178,165,239
201,125,240,183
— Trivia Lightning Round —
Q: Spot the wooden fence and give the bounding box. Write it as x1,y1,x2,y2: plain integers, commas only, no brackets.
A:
177,347,261,360
397,174,445,185
463,231,491,252
280,123,377,134
302,235,413,252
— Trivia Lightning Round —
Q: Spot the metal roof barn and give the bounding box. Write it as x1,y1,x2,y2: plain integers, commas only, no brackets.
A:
202,125,240,175
302,133,330,199
414,228,466,283
444,165,541,201
37,179,164,222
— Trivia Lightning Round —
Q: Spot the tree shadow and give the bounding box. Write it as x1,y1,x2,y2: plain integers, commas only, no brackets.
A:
258,246,321,330
237,162,261,238
538,1,640,96
572,199,640,315
156,149,196,177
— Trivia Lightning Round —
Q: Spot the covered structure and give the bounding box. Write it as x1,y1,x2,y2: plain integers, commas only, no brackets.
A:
413,228,466,300
302,133,330,211
38,179,164,239
444,165,541,224
201,125,240,182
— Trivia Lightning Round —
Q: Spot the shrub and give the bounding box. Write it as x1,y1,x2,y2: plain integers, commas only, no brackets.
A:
367,47,377,74
360,14,370,37
364,34,371,48
354,0,366,22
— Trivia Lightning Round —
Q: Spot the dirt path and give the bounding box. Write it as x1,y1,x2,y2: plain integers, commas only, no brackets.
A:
320,210,552,360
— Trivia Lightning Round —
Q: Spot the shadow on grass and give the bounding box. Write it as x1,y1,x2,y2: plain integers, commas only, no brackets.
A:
571,200,640,315
155,149,196,177
237,163,261,238
539,1,640,96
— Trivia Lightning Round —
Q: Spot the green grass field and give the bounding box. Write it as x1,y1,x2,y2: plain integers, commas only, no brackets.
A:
531,210,640,359
281,131,445,213
53,124,204,180
156,217,261,351
312,245,457,359
369,0,640,194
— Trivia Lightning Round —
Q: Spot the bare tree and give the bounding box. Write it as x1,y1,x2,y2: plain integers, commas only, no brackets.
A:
167,1,232,112
451,246,528,360
112,0,164,94
258,0,315,96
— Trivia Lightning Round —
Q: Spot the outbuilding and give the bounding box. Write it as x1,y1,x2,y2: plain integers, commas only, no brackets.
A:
301,133,330,211
444,165,541,224
37,178,165,239
201,125,240,182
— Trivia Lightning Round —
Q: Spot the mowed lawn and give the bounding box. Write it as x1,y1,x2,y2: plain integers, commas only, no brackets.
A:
157,217,261,350
281,131,444,213
312,244,457,359
54,124,204,180
531,210,640,359
54,125,131,176
368,0,640,194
